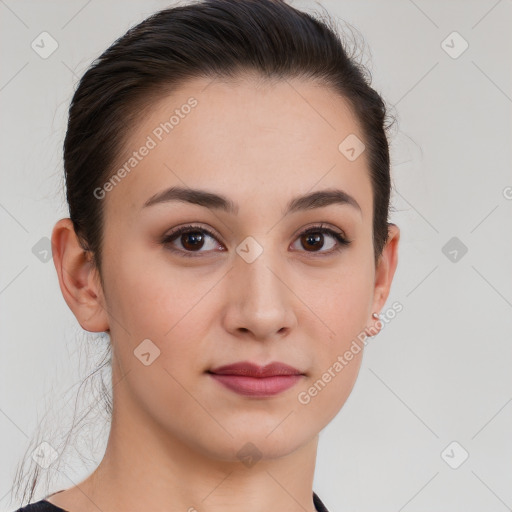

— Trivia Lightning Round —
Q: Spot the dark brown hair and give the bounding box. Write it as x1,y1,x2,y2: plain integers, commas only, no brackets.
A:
12,0,395,506
65,0,394,280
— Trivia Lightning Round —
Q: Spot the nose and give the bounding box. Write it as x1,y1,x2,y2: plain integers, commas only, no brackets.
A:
221,249,298,341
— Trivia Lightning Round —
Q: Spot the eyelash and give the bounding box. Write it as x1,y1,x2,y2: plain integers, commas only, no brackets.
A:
161,223,352,258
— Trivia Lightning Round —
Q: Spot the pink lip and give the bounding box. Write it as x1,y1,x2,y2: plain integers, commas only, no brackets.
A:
207,361,304,397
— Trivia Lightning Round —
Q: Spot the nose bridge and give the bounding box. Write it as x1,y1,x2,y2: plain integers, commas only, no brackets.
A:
224,239,296,338
237,241,286,308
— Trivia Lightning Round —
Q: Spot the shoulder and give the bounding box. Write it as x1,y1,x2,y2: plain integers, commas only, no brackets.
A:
12,499,68,512
313,492,331,512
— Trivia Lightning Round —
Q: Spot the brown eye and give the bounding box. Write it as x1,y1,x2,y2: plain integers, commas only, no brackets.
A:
292,225,351,254
300,231,332,251
180,231,206,251
161,224,224,257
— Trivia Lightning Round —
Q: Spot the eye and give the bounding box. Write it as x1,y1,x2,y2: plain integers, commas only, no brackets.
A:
161,222,351,258
161,224,225,258
290,223,352,255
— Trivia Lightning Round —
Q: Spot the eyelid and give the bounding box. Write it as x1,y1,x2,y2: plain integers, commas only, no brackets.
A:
292,221,348,240
163,223,222,243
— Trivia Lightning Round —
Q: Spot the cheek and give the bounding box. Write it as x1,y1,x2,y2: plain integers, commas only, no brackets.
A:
309,264,374,341
102,247,228,392
103,252,218,412
296,264,372,419
295,348,363,428
103,238,214,335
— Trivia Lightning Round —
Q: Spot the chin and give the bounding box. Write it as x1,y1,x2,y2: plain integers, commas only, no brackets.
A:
195,424,314,463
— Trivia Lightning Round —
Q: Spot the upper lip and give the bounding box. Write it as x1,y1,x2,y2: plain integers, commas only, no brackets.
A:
208,361,304,377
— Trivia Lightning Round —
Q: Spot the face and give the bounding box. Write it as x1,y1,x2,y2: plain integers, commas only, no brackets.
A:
73,76,398,463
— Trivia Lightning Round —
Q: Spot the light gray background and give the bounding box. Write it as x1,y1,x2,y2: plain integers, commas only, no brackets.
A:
1,1,511,511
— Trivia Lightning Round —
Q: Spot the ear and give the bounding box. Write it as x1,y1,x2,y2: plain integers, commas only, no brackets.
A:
51,218,110,332
368,223,400,331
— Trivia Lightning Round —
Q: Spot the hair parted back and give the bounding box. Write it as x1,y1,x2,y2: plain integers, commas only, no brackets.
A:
12,0,396,505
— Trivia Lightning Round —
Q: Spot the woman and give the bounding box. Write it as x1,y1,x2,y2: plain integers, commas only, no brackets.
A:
13,0,399,510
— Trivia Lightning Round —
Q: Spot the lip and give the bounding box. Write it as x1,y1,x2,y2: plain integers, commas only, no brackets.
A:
207,361,305,397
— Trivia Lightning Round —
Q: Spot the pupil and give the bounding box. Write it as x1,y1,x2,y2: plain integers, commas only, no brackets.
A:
182,232,204,250
303,233,323,251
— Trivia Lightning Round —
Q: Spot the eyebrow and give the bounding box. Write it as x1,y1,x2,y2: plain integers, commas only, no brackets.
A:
143,186,362,217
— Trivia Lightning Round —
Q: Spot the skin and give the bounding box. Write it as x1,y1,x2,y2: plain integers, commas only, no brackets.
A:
49,75,399,512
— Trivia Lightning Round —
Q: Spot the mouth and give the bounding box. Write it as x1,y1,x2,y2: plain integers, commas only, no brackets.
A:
207,361,305,397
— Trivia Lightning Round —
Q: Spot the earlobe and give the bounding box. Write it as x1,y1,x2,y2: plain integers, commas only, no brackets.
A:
51,218,110,333
365,312,382,338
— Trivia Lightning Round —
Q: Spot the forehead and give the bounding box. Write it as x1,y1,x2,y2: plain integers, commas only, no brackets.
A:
103,75,372,221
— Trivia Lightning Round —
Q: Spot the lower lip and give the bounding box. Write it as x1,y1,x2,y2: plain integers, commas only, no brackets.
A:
208,373,303,397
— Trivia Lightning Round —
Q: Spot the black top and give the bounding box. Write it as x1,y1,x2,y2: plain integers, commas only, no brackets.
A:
14,492,330,512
